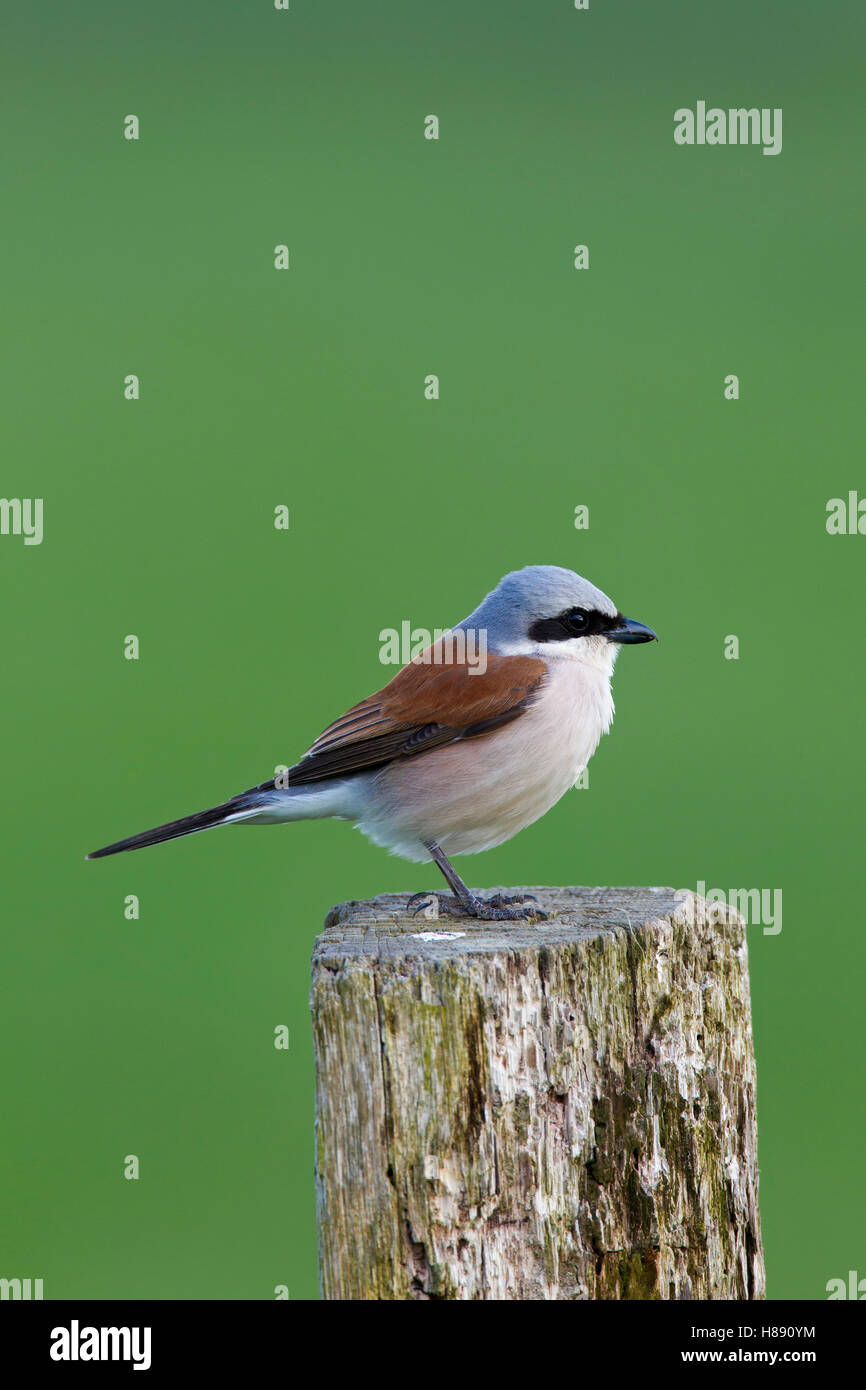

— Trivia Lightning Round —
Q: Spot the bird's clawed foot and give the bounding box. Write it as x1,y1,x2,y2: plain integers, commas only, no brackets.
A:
472,893,549,922
407,891,548,923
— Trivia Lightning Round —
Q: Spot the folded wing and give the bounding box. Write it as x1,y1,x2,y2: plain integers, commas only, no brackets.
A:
271,646,547,788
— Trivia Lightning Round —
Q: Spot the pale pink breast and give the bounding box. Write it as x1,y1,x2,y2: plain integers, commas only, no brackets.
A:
359,658,614,859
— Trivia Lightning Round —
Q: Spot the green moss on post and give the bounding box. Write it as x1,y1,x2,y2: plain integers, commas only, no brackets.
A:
311,887,765,1300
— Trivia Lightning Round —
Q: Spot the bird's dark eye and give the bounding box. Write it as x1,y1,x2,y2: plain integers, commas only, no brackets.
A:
527,606,605,643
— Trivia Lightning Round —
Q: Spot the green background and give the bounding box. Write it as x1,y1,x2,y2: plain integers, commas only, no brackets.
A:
2,1,863,1300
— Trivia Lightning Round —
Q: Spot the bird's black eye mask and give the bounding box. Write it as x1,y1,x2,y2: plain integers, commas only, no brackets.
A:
528,607,623,642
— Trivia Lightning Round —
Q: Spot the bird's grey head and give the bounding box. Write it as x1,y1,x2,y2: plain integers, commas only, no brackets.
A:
458,565,657,667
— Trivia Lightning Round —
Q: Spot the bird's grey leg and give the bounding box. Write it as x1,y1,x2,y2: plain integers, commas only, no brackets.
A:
424,842,477,912
406,842,547,922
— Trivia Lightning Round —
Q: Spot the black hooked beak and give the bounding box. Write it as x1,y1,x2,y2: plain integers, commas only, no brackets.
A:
606,616,658,645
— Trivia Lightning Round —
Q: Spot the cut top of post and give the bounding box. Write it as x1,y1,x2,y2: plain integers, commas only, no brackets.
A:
315,885,704,964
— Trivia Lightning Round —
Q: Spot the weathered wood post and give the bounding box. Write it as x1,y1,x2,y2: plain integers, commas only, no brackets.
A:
311,886,764,1300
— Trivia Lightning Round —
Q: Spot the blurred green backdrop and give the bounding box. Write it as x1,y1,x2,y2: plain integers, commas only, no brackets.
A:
2,0,863,1300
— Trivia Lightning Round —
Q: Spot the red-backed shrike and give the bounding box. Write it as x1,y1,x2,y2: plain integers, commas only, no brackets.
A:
89,566,657,920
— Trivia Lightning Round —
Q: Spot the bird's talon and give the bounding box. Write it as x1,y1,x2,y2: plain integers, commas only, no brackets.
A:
465,896,550,923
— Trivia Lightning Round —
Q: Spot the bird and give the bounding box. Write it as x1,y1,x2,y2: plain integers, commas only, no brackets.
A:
88,565,657,921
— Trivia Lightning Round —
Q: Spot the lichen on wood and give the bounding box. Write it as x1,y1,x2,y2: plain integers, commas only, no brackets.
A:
311,886,764,1300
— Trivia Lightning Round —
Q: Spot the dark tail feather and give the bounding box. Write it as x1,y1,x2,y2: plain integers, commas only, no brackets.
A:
87,794,261,859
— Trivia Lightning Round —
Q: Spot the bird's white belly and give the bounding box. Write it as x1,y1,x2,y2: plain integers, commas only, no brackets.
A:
355,658,614,861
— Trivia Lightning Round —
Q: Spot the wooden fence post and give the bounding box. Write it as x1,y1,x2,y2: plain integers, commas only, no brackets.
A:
311,886,764,1300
